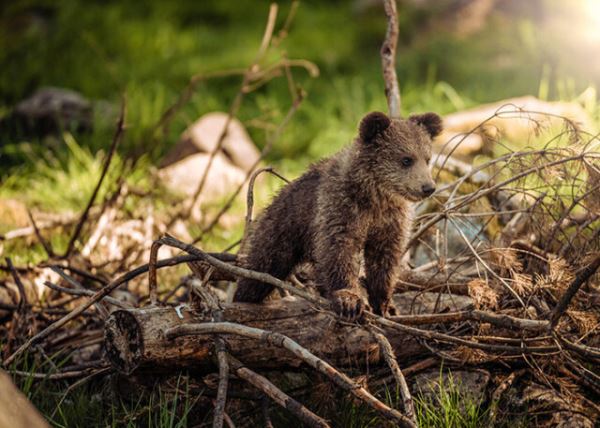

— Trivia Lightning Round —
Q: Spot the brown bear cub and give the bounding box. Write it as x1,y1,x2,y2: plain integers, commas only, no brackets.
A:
234,111,442,320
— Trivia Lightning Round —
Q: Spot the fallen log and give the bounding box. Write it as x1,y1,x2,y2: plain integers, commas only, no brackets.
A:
104,292,472,374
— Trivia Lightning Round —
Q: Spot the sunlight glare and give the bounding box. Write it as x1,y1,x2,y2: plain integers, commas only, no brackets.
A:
585,0,600,26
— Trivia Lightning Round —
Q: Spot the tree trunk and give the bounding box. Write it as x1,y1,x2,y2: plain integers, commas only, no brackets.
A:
104,292,472,374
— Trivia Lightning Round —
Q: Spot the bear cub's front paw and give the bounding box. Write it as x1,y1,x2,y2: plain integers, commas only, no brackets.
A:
330,289,370,321
369,297,398,318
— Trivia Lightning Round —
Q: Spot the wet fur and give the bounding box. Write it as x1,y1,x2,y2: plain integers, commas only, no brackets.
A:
234,111,442,318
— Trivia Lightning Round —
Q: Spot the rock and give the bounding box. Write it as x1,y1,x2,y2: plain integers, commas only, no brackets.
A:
0,199,29,229
158,152,246,220
161,112,260,172
433,131,484,157
0,87,93,137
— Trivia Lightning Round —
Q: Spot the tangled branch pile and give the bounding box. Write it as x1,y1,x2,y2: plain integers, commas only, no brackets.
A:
1,1,600,427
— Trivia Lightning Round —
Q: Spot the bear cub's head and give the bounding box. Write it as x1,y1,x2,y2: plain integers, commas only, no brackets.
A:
358,111,442,202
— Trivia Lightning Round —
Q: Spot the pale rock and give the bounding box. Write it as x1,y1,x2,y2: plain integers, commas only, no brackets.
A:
0,199,29,229
158,152,246,220
162,112,260,172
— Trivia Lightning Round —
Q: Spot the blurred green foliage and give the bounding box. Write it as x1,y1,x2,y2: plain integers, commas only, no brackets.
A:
2,0,598,173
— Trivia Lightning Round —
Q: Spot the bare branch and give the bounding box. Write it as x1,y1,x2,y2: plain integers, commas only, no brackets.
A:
381,0,401,117
64,96,126,257
227,355,330,428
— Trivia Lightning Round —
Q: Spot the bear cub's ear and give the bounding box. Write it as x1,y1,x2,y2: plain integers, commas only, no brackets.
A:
359,112,391,142
409,112,443,138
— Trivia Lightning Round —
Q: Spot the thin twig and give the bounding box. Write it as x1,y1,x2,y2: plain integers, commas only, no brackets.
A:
148,240,162,306
43,281,130,310
369,328,416,424
243,166,289,241
26,209,54,257
10,366,110,380
49,266,111,316
5,257,28,310
64,96,126,257
549,253,600,330
226,354,329,428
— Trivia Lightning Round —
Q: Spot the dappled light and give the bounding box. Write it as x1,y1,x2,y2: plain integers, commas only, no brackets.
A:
1,1,599,427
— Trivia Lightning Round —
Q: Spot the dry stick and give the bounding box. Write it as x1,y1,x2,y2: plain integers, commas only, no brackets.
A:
488,369,525,426
160,235,325,305
370,357,438,390
545,182,600,247
50,266,111,317
369,329,416,424
244,166,290,240
223,412,236,428
10,366,110,380
224,355,329,428
549,253,600,330
375,315,555,355
43,281,130,310
390,309,548,331
381,0,401,118
183,4,279,220
46,264,108,285
213,338,230,428
151,68,246,138
167,323,413,428
64,97,126,257
148,240,161,306
558,335,600,360
5,258,28,310
195,268,230,428
261,396,274,428
1,212,80,241
26,209,54,257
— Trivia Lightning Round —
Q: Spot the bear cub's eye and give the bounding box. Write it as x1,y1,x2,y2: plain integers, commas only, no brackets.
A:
401,157,414,167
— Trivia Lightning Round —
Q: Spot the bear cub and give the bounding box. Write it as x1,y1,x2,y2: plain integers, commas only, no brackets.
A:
234,111,442,320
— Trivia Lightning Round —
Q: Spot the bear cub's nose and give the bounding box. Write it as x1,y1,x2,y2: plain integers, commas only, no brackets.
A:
421,184,436,196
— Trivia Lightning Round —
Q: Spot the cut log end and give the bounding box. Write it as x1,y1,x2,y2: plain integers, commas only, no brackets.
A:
104,309,143,374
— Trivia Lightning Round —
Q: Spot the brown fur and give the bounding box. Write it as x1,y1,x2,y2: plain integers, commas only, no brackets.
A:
234,111,442,319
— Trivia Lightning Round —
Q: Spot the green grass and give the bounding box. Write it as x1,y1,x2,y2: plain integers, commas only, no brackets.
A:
10,358,200,428
0,132,149,212
414,372,490,428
